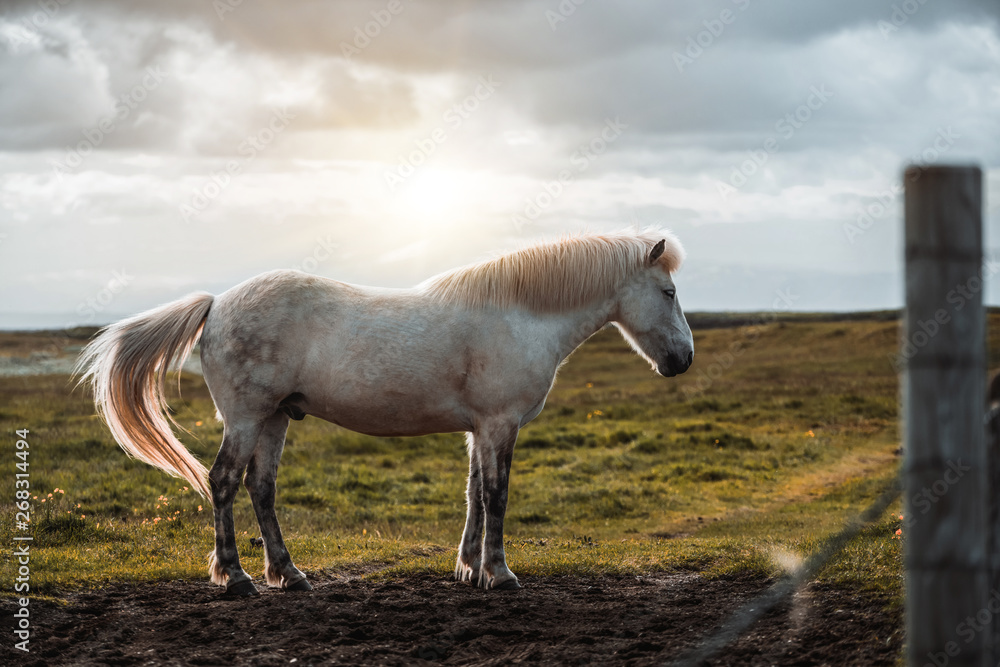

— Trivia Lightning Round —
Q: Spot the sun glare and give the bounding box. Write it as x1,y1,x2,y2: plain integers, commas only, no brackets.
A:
393,167,470,222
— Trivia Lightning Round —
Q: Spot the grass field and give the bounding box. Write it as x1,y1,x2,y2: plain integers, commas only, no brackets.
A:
4,313,996,606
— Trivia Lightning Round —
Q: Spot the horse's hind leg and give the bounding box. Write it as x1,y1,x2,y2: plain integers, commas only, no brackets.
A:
474,421,521,591
243,413,311,591
455,435,484,583
208,418,266,596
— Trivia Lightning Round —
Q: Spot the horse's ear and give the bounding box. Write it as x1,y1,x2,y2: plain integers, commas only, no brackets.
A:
649,239,666,264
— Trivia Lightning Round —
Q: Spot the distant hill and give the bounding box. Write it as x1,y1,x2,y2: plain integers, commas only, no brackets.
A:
684,310,901,330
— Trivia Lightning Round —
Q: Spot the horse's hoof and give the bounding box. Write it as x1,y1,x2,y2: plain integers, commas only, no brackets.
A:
458,569,481,585
493,578,521,591
284,578,313,592
455,562,480,585
225,579,260,597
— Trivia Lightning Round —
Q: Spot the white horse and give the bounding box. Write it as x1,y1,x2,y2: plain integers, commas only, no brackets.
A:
77,230,693,595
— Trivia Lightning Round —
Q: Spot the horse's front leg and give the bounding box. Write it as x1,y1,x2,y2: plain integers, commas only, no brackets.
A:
473,421,520,590
455,437,484,583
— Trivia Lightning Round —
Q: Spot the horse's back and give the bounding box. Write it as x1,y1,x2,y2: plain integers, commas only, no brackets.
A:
198,269,557,434
198,270,471,430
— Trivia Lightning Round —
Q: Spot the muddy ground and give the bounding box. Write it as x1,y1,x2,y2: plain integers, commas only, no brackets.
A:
14,571,901,666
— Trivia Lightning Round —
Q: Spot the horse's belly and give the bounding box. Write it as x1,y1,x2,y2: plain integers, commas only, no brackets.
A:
301,391,470,437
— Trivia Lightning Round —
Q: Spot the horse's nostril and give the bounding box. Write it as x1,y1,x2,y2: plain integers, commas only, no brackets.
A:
686,351,693,366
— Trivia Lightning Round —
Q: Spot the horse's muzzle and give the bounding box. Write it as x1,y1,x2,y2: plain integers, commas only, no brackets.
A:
658,350,693,377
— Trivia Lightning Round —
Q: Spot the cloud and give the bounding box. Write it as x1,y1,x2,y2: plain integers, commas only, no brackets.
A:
0,1,998,324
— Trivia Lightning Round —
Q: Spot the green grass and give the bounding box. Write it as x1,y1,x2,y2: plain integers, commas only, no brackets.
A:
3,313,974,600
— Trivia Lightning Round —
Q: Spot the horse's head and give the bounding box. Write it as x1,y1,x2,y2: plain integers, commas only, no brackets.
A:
613,238,694,377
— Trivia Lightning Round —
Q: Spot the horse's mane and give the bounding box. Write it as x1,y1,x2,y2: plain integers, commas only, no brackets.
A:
417,229,684,312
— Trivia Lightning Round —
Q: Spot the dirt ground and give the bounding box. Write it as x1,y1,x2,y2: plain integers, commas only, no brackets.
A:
15,570,901,666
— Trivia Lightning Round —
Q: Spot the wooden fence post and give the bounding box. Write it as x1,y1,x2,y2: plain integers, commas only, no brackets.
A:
987,388,1000,666
903,165,985,667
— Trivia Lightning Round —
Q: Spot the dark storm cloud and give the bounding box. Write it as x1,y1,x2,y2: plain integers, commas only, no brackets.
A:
53,0,999,66
1,0,997,152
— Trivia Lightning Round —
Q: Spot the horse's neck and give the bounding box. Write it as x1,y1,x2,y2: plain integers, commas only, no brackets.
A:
550,298,617,362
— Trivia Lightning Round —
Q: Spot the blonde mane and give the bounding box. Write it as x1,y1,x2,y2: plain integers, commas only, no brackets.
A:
418,229,684,312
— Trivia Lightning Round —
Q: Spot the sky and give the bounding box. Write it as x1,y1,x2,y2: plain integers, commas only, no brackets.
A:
1,0,999,328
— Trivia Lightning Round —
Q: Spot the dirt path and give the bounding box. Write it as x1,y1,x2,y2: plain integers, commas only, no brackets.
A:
17,571,900,666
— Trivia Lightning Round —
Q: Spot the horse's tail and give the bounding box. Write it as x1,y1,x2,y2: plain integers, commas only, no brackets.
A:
75,292,215,501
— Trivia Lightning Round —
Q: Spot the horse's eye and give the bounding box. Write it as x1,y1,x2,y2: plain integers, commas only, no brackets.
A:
663,288,676,299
